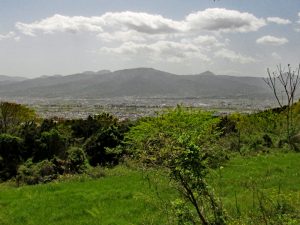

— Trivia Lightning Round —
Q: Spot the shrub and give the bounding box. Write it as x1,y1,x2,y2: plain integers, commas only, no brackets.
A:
17,159,57,185
84,126,123,166
66,147,89,173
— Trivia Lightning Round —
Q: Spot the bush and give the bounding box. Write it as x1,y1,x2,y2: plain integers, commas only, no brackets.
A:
85,166,106,179
84,126,123,166
17,159,57,185
66,147,89,173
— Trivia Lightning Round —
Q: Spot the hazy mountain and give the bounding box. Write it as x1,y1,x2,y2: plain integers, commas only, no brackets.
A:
0,75,27,84
0,68,271,98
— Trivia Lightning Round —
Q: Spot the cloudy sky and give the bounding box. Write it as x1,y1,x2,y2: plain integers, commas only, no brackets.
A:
0,0,299,77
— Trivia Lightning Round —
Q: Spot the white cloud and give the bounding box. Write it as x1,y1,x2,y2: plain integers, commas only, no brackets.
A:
97,30,148,43
15,12,183,36
12,9,268,68
267,17,291,25
100,11,184,34
101,41,211,63
214,48,255,64
185,8,266,33
256,35,288,45
0,31,18,41
16,14,104,36
295,12,300,32
181,35,225,49
16,8,266,37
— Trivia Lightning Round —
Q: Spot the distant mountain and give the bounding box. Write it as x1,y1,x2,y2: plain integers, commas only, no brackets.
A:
198,71,215,76
0,75,27,84
0,68,271,99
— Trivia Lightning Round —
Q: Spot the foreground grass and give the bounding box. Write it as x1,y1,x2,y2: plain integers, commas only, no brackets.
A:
210,152,300,222
0,152,300,224
0,167,174,225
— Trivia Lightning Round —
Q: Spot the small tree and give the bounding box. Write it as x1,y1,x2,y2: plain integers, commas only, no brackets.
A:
0,102,36,134
125,107,227,224
263,64,300,144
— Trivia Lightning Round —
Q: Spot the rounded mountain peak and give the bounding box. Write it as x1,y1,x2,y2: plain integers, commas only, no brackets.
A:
199,71,215,76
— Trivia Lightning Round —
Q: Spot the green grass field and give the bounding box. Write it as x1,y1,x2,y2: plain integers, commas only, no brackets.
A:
0,153,300,225
0,167,174,225
210,152,300,222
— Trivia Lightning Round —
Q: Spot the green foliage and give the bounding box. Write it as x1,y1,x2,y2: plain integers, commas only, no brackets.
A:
0,102,36,134
70,113,118,139
125,107,227,224
0,134,23,181
34,129,68,162
18,121,41,160
16,159,57,185
224,110,285,155
0,107,130,183
84,126,123,166
40,118,57,133
66,147,89,173
126,107,224,164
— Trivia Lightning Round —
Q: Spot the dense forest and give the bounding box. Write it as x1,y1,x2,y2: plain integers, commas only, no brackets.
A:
1,101,300,224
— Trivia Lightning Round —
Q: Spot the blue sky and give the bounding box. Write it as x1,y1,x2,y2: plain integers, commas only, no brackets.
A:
0,0,299,77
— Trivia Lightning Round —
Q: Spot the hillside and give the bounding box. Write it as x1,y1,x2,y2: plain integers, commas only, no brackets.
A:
1,153,299,225
0,68,271,98
0,75,27,84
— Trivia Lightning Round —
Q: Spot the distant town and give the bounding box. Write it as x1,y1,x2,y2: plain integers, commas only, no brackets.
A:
0,96,278,120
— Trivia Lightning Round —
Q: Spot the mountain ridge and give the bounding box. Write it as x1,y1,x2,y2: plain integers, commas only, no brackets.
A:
0,68,270,99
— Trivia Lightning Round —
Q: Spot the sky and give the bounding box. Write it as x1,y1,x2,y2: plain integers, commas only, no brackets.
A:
0,0,299,78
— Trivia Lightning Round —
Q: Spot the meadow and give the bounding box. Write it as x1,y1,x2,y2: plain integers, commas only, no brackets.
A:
0,152,299,225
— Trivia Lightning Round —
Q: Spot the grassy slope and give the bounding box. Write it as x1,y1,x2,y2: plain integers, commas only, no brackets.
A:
0,167,173,225
0,153,300,225
210,152,300,217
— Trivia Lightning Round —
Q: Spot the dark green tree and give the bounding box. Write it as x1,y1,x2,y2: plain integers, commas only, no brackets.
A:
84,126,123,166
33,129,68,162
0,134,23,180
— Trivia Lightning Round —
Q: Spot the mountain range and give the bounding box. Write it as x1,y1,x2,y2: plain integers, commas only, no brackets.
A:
0,68,271,99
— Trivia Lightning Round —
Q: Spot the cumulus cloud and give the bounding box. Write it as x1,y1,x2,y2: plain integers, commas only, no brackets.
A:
185,8,266,33
256,35,288,45
97,30,148,43
181,35,225,49
100,11,184,34
16,14,104,36
13,9,265,66
0,31,19,41
16,8,266,36
15,12,183,36
295,12,300,32
267,17,291,25
101,41,211,63
214,48,255,64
